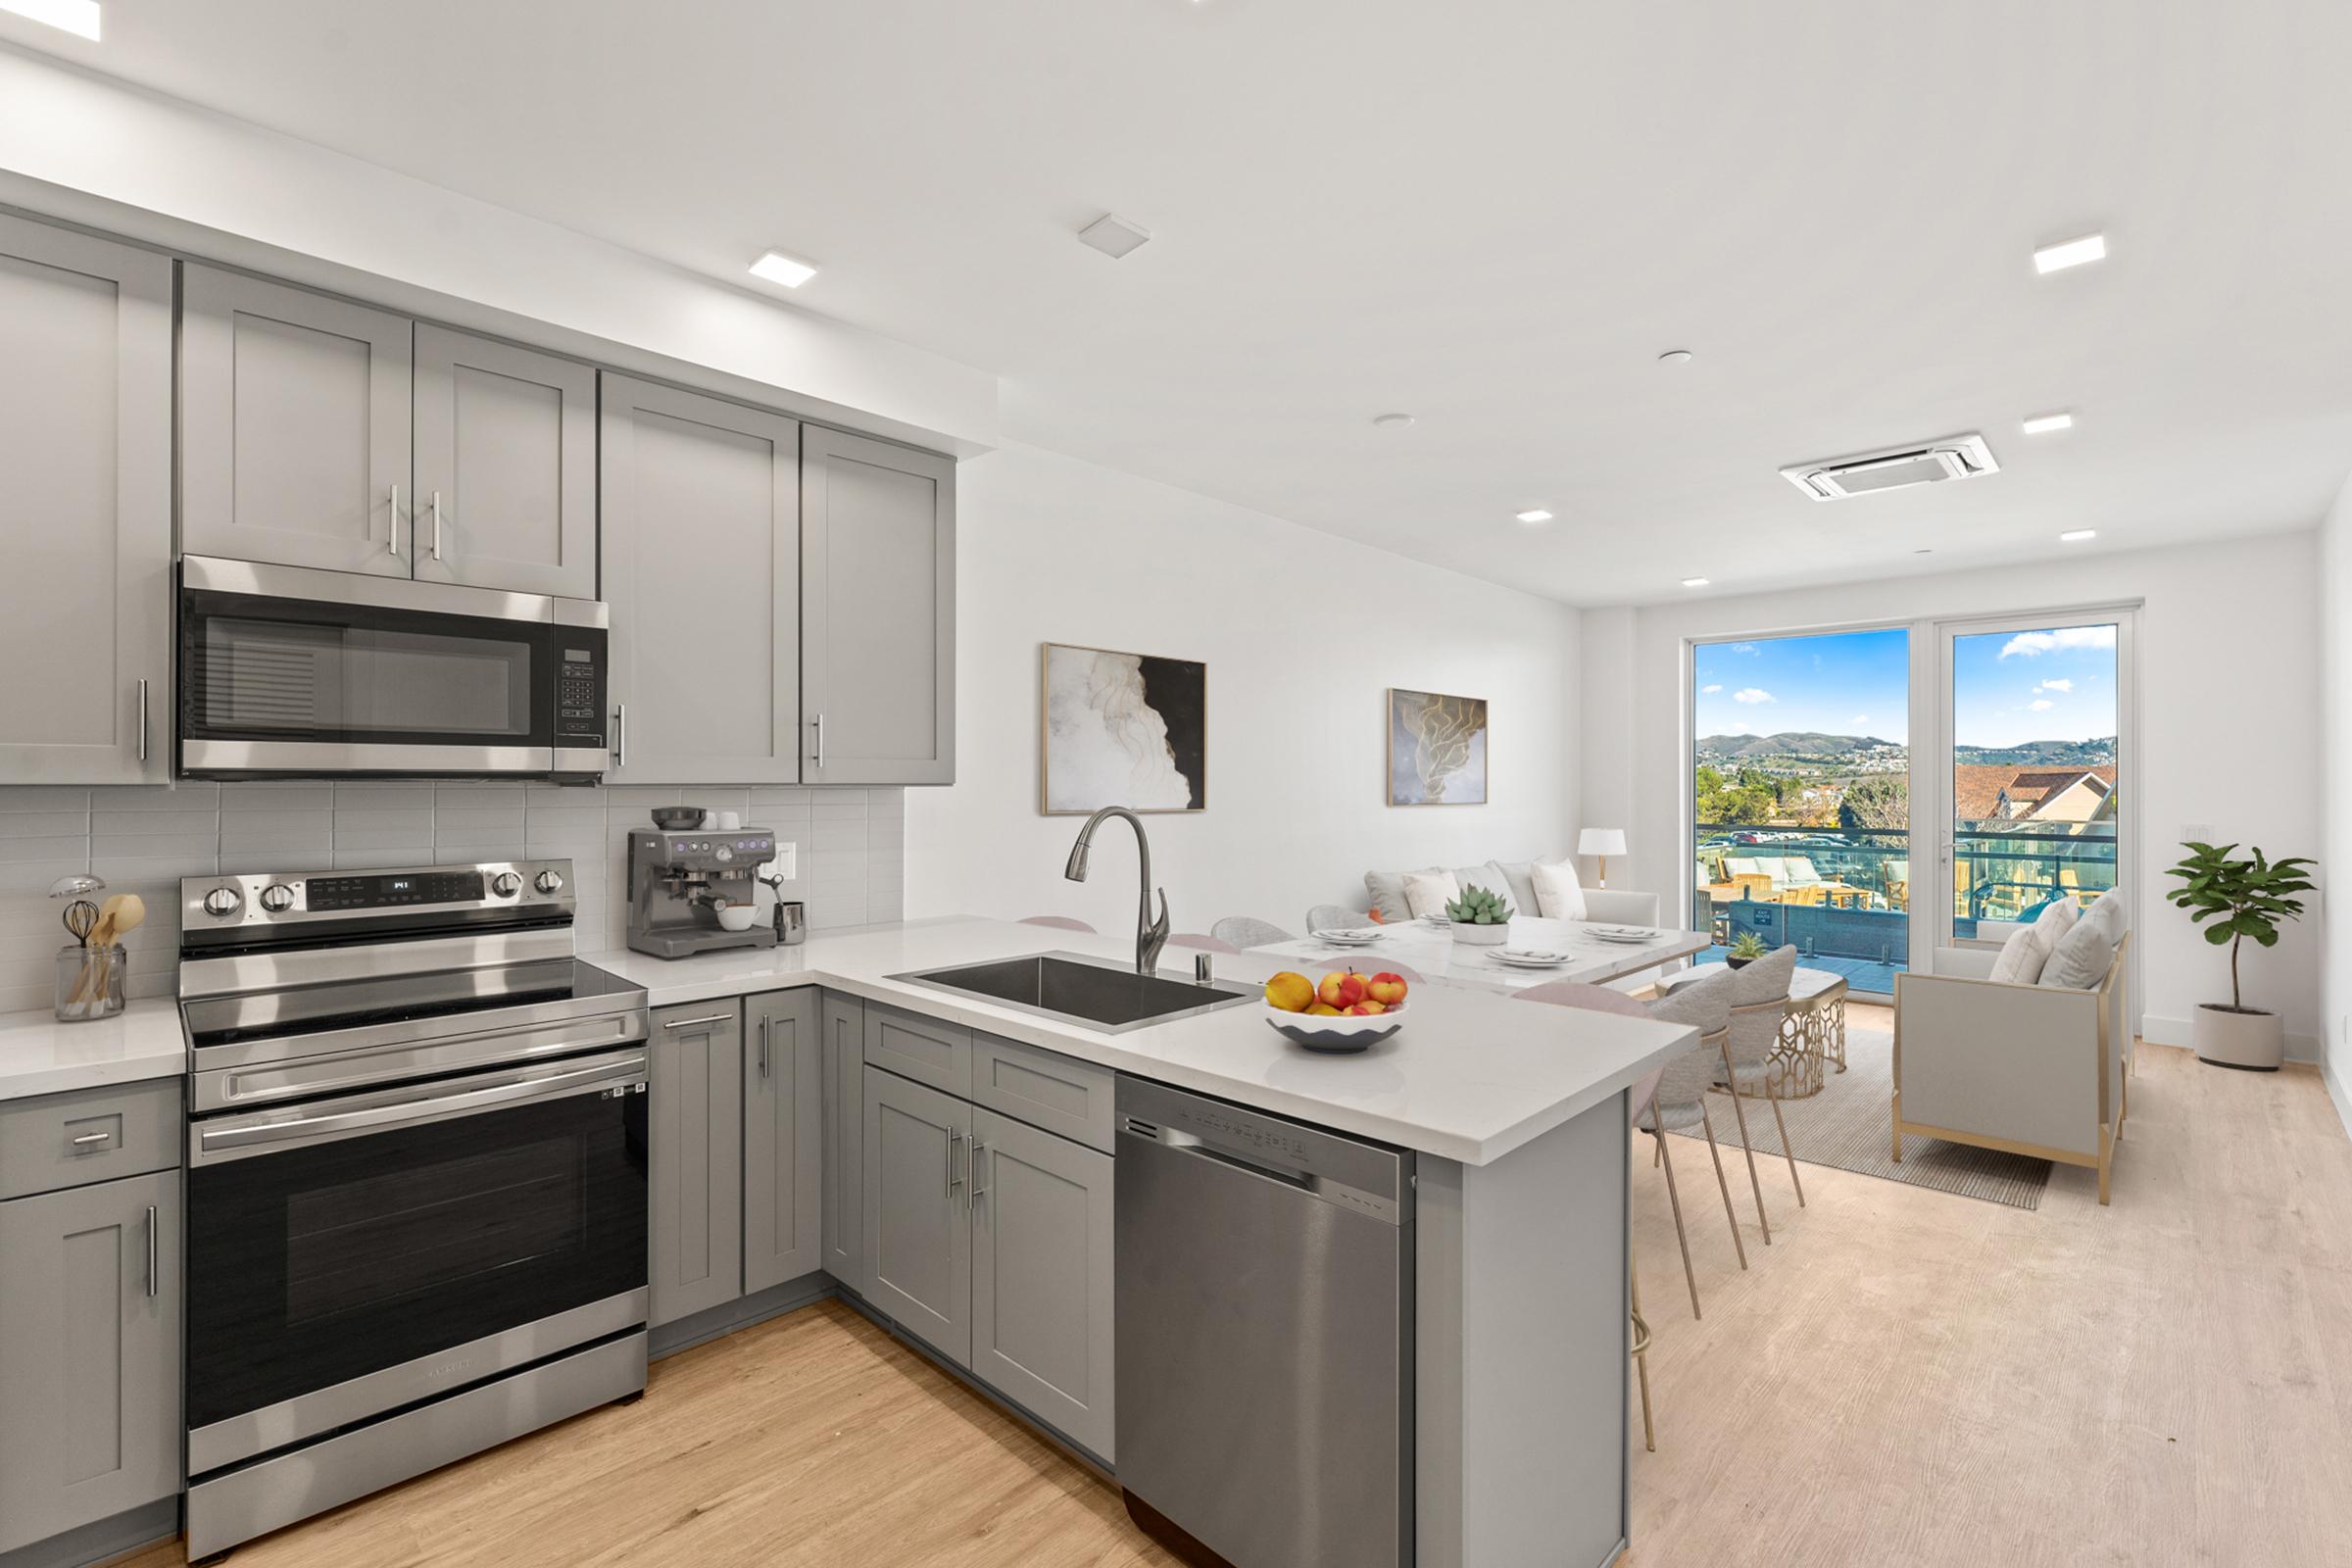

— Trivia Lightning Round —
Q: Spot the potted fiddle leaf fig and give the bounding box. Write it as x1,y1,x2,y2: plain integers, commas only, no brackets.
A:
2164,840,2315,1071
1446,884,1515,947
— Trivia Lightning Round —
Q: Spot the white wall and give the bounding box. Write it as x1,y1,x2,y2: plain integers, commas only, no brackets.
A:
906,443,1583,937
1583,532,2326,1056
2320,477,2352,1106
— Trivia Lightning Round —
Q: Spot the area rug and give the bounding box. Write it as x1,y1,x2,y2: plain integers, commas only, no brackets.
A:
1664,1008,2051,1209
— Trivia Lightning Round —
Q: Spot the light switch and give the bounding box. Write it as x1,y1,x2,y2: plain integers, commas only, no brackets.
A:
762,843,798,881
2180,823,2215,846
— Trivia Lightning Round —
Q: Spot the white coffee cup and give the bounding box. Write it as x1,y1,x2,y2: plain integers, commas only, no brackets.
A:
714,903,759,932
717,809,742,830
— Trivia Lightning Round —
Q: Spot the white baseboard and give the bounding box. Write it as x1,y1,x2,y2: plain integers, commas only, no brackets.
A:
2141,1012,2322,1064
2327,1056,2352,1145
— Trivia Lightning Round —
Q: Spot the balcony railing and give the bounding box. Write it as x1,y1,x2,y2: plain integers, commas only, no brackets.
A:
1949,821,2119,940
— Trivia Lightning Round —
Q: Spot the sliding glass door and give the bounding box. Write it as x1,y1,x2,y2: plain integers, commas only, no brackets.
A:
1929,612,2133,958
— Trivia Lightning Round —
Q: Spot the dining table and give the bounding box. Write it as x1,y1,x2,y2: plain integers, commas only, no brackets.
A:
1248,915,1710,996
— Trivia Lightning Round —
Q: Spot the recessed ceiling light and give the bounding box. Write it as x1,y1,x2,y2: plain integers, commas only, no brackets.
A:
2022,412,2075,435
0,0,100,37
1682,577,1710,588
1372,412,1414,428
1077,213,1152,260
2059,529,2097,543
1515,509,1553,524
1657,349,1693,365
2033,233,2106,274
748,250,817,288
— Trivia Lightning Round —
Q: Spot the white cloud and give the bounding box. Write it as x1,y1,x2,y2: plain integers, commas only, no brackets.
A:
2029,698,2055,711
2035,678,2074,693
1999,626,2116,660
1850,713,1869,724
1733,688,1774,705
1730,643,1759,656
1701,683,1723,695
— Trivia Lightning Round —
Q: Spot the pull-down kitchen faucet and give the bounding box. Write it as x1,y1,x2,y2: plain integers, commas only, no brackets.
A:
1063,806,1169,976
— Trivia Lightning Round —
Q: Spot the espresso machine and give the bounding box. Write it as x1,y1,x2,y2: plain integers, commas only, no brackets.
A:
625,826,780,957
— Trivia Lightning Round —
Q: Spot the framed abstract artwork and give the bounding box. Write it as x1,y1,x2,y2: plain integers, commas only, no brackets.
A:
1387,688,1488,806
1041,642,1206,814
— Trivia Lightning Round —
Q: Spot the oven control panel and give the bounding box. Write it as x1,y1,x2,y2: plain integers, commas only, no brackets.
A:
182,858,576,931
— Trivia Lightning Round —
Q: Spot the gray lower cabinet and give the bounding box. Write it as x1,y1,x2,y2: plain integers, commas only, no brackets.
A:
0,1169,181,1554
650,1000,745,1327
800,426,956,786
820,993,867,1294
970,1108,1115,1459
179,264,414,577
412,324,598,598
744,989,822,1295
600,373,802,784
0,214,172,784
862,1066,972,1367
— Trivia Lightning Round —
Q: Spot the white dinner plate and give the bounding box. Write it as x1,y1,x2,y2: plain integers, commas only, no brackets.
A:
1492,950,1567,968
1317,929,1384,945
1591,928,1653,945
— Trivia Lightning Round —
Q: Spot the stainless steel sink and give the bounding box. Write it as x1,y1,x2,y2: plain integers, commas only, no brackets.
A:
891,952,1256,1034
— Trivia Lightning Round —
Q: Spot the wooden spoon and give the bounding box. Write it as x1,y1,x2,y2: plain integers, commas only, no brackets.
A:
73,894,147,1006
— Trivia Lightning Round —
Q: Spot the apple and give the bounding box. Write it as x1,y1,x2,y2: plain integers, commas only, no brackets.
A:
1318,970,1368,1009
1365,972,1408,1007
1349,1000,1386,1016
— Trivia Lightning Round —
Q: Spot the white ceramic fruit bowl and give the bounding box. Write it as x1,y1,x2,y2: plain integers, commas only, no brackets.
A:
1264,999,1405,1054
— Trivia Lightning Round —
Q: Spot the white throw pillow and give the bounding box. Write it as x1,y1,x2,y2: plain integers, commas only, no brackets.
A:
1531,858,1588,921
1987,924,2052,985
2039,890,2126,990
2032,897,2080,947
1402,869,1462,920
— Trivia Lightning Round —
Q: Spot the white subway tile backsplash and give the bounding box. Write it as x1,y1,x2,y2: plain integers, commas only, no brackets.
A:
0,782,907,963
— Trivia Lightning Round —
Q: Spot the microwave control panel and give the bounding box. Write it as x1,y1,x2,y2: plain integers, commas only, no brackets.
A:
555,635,607,748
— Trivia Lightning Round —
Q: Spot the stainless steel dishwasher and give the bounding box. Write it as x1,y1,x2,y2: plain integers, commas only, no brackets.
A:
1114,1075,1413,1568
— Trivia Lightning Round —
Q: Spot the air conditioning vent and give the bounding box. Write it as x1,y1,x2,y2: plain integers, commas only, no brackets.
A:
1781,433,1999,502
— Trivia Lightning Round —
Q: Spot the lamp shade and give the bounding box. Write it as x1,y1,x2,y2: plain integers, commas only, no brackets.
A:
1577,828,1627,858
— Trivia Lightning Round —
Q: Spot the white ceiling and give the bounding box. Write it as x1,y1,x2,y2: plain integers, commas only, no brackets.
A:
16,0,2352,605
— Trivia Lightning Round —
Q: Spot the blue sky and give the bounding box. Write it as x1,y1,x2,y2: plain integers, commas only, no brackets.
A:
1693,628,1911,742
1692,622,2120,749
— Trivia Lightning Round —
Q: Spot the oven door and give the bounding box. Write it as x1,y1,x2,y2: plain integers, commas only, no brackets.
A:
176,555,606,778
184,1046,649,1475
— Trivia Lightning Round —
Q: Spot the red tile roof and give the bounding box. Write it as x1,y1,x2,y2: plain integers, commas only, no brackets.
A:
1951,764,2116,821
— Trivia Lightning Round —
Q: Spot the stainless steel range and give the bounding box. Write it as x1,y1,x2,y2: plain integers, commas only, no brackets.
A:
175,858,651,1560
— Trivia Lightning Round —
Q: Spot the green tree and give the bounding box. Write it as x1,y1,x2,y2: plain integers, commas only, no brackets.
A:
1839,775,1908,830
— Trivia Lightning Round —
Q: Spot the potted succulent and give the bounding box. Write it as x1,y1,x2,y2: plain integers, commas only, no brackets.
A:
2164,840,2316,1071
1446,884,1515,946
1726,931,1770,970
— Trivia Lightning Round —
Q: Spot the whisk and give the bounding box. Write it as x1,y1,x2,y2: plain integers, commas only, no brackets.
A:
60,900,99,947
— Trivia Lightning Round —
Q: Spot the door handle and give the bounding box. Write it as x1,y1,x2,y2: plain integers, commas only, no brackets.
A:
143,1204,158,1298
812,712,826,772
613,703,627,768
661,1011,735,1031
70,1129,113,1149
758,1016,771,1081
970,1141,989,1200
389,482,402,557
947,1126,963,1197
136,679,149,763
430,490,444,560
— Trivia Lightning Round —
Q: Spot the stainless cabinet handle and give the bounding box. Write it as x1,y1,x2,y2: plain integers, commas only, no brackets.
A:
430,490,444,560
758,1016,770,1081
70,1129,113,1148
144,1204,158,1298
136,679,149,763
613,703,627,768
813,712,825,772
661,1011,735,1031
389,482,402,556
947,1126,963,1196
970,1141,989,1200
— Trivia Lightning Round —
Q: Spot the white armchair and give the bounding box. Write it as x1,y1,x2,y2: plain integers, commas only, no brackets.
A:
1892,928,2131,1205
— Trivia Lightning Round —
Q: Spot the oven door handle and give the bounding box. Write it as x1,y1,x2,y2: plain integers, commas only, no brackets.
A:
191,1048,648,1166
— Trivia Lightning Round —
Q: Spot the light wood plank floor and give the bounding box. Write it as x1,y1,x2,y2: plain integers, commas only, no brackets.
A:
123,1008,2352,1568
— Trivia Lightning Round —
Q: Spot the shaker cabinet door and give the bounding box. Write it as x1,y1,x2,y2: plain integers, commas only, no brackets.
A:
0,214,171,784
650,1001,745,1327
180,265,413,577
412,324,597,598
862,1066,971,1367
820,993,867,1295
800,426,955,785
743,989,822,1296
599,373,801,784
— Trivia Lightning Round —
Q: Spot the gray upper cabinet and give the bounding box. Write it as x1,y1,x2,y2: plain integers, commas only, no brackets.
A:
650,1001,746,1327
0,1169,181,1554
0,215,172,785
800,426,956,786
180,265,414,577
744,989,822,1297
820,993,867,1295
863,1065,972,1367
601,373,802,784
412,325,597,598
970,1108,1115,1461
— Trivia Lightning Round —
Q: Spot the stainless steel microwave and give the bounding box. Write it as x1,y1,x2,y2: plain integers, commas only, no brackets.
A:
176,556,609,781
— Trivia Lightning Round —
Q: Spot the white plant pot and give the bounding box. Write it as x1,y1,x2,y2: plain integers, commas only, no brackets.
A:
1451,920,1511,947
2193,1003,2284,1072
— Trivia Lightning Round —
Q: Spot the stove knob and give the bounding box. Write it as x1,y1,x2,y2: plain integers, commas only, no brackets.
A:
490,871,523,898
534,869,565,895
201,886,242,918
258,884,296,913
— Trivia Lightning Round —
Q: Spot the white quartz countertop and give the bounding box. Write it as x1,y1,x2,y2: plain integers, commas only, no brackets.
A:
0,997,187,1103
592,917,1695,1165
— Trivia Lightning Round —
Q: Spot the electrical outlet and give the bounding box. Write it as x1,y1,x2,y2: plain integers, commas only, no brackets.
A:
765,842,797,881
2181,822,2215,846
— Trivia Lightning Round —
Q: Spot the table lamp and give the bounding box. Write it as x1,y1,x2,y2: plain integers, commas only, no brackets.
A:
1578,828,1627,888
